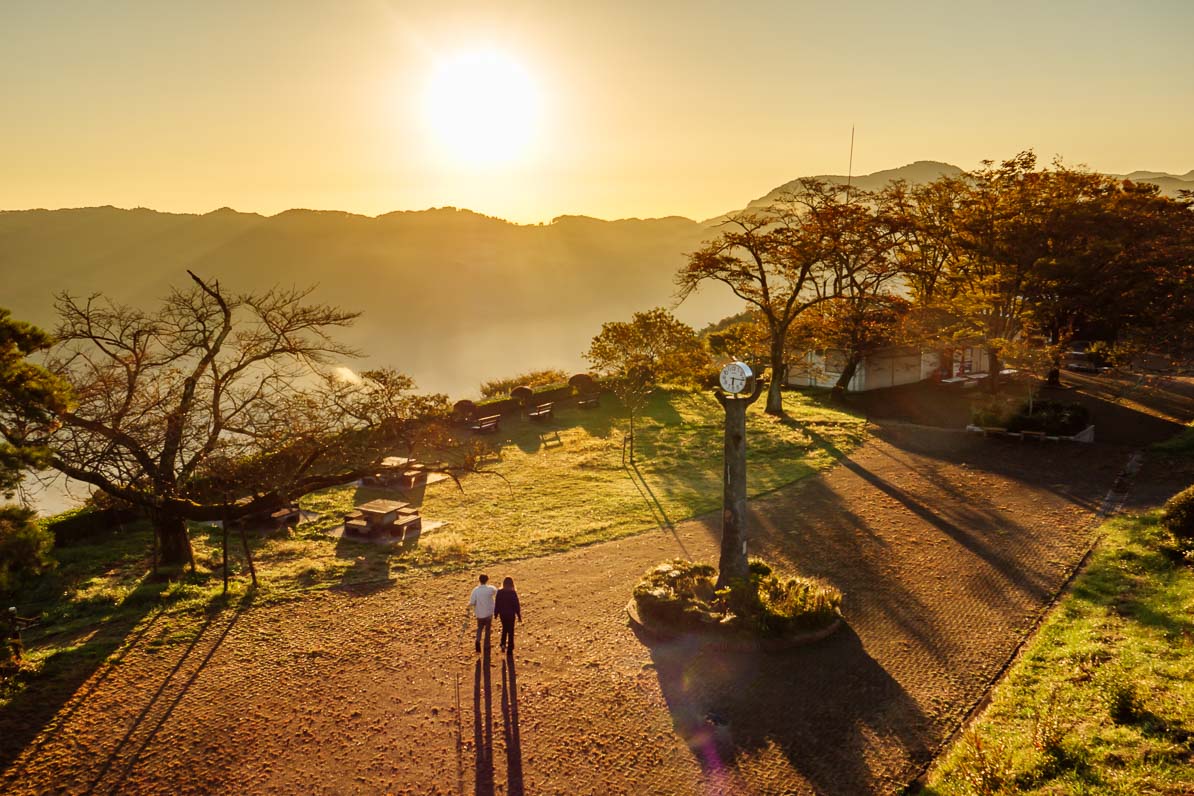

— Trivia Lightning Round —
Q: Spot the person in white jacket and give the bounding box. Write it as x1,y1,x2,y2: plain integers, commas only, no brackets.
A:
467,574,498,653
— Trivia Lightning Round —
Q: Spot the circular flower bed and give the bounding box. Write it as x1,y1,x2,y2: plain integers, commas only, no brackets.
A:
630,558,843,645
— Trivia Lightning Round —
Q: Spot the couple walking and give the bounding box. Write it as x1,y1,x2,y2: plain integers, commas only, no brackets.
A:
467,574,522,655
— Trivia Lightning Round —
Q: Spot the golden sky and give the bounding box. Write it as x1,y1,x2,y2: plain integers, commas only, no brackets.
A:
2,0,1191,223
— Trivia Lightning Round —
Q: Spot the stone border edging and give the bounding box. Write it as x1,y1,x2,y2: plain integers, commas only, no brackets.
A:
625,599,843,652
965,423,1095,443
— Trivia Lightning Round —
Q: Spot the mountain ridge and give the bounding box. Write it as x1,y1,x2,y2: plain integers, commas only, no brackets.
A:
2,160,1188,397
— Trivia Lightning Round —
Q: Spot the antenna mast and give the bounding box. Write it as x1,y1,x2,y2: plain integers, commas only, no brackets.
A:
846,125,855,204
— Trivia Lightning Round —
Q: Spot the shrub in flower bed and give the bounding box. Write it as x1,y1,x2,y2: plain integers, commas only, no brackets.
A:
632,558,842,638
1161,484,1194,556
1007,400,1090,435
972,398,1090,436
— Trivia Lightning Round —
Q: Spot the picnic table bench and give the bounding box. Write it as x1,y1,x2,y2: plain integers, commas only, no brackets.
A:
390,513,422,540
527,402,554,421
470,414,501,433
269,505,301,526
576,393,600,409
346,498,414,539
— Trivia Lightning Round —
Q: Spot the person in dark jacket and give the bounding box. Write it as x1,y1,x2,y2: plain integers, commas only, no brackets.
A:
494,577,522,654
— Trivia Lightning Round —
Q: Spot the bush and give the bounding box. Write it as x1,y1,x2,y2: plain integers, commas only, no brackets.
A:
1153,425,1194,458
632,557,841,638
0,506,55,595
1160,485,1194,551
1094,664,1140,723
949,729,1013,796
480,369,569,399
970,395,1020,428
973,398,1091,436
422,532,469,563
41,505,138,547
1006,400,1090,436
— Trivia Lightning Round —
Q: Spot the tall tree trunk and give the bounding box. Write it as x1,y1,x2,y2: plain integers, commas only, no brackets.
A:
986,346,1002,393
628,411,636,465
765,340,785,416
155,509,194,569
832,352,862,399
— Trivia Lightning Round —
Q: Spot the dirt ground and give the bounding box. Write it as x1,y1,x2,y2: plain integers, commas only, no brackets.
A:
1,417,1149,795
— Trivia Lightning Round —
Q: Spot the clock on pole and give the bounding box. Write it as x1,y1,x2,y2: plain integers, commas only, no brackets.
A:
713,361,764,588
719,361,753,394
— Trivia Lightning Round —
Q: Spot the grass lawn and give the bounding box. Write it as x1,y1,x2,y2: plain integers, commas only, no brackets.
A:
2,388,863,707
300,387,864,568
924,511,1194,795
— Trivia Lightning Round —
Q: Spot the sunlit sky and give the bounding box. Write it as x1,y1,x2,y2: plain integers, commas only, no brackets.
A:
2,0,1191,224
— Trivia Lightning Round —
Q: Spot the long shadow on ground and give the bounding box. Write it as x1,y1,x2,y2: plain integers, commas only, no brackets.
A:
644,625,929,795
0,593,252,794
843,374,1191,448
664,416,1123,790
0,595,164,777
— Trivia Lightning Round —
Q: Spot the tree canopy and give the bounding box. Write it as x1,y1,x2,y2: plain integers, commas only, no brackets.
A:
44,272,465,567
0,309,71,593
584,307,708,463
0,309,72,498
693,152,1194,395
679,179,897,415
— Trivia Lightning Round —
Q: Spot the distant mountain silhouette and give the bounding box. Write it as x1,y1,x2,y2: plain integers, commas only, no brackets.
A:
1111,170,1194,197
0,206,730,397
748,160,966,208
3,161,1187,397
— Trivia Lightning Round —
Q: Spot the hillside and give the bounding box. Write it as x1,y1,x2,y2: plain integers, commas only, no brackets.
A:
2,161,1188,398
744,160,965,211
0,206,727,397
726,161,1192,219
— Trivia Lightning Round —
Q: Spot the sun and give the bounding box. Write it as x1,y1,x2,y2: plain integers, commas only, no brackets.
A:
423,50,540,167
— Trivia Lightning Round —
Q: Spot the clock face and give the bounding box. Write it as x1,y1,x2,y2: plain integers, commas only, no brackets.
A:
719,361,753,394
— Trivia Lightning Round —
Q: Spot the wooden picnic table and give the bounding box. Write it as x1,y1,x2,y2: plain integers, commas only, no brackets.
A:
351,499,410,535
346,498,423,541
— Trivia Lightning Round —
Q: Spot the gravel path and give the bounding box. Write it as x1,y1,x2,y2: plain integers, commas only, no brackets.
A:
0,424,1128,795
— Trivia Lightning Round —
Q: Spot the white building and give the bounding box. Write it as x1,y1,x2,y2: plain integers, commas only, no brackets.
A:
787,345,992,392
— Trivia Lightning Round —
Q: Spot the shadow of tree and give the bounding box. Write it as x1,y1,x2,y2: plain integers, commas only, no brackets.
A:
0,600,165,776
644,625,931,795
0,591,253,792
83,595,252,794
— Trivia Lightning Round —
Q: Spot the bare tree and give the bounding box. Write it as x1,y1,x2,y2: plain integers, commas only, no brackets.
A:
47,272,465,568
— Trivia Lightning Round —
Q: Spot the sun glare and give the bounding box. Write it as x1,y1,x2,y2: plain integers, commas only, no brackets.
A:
423,50,540,167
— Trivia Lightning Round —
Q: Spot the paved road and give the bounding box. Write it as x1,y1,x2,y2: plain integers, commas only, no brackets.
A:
0,424,1126,795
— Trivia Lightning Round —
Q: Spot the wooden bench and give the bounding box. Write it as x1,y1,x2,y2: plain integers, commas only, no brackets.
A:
982,426,1009,437
469,414,501,433
389,514,422,539
527,402,554,421
1020,430,1048,441
344,518,372,537
398,469,428,488
269,506,301,526
576,393,600,409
